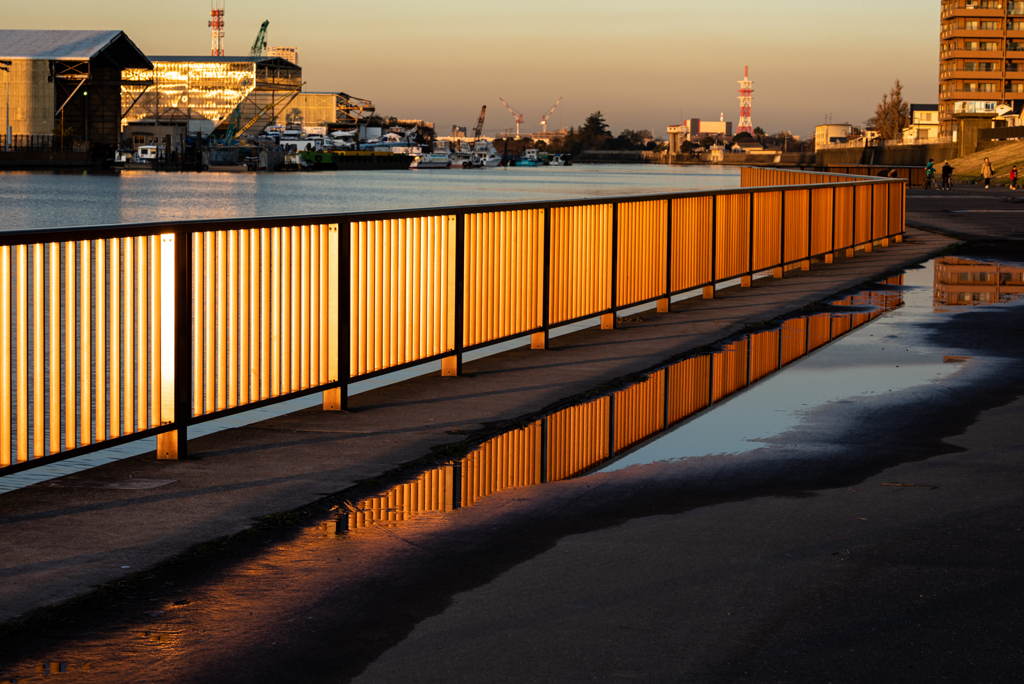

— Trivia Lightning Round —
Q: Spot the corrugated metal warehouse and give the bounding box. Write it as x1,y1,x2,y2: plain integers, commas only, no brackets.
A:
0,30,151,148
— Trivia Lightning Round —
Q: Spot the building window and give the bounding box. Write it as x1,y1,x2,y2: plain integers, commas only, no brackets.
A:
981,21,1000,29
981,41,1000,50
978,82,997,91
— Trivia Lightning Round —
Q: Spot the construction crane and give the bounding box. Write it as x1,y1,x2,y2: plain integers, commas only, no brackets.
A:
498,98,524,139
249,20,269,60
540,97,562,134
472,106,486,140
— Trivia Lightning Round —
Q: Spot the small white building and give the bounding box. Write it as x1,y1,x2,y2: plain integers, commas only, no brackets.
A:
815,123,853,148
667,116,733,154
902,104,940,144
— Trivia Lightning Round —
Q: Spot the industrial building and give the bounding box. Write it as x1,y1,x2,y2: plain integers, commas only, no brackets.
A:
0,30,151,148
121,55,302,136
666,117,733,154
939,0,1024,136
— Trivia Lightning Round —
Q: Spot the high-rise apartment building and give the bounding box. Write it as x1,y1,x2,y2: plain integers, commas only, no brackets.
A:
939,0,1024,136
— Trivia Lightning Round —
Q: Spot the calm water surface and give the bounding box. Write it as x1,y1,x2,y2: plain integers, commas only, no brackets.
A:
0,165,739,231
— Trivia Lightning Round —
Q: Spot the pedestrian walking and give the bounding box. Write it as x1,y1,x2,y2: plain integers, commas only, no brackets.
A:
925,159,935,189
941,161,954,190
982,157,994,188
1011,165,1019,190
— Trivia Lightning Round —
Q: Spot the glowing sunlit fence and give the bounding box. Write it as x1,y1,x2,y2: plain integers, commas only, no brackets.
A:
0,168,905,474
338,281,905,531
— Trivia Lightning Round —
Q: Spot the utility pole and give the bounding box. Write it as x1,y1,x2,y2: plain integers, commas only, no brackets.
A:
0,61,11,152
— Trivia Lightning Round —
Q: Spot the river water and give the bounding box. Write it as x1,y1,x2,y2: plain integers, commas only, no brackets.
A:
0,165,739,231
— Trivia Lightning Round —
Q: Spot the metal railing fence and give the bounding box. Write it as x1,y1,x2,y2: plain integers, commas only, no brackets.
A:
0,167,905,474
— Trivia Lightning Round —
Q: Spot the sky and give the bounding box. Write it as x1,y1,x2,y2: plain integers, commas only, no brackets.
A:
8,0,940,139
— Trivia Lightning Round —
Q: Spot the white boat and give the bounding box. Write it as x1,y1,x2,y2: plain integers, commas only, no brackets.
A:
472,140,502,168
411,151,452,169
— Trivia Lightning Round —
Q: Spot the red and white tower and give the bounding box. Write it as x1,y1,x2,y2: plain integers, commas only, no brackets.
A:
209,0,225,57
737,66,754,135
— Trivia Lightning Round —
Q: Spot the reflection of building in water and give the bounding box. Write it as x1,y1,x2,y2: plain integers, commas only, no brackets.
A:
934,258,1024,306
338,279,904,532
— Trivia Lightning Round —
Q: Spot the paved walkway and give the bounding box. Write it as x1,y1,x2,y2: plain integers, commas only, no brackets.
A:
907,186,1024,241
0,228,953,625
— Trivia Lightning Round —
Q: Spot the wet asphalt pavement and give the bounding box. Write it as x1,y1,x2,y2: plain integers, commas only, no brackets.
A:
2,250,1023,684
907,186,1024,241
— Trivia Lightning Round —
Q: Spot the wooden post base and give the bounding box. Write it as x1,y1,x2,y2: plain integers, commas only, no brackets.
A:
442,354,461,376
846,247,855,258
703,285,715,299
656,297,670,312
825,253,834,264
894,234,903,243
741,276,752,287
323,387,346,411
800,260,811,271
157,430,180,460
601,313,616,330
773,267,784,279
531,331,548,349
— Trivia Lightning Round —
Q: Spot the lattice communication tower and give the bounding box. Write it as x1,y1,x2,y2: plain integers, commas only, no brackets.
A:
737,66,754,135
209,0,225,57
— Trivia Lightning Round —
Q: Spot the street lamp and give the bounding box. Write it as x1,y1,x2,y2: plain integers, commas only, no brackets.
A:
0,60,10,152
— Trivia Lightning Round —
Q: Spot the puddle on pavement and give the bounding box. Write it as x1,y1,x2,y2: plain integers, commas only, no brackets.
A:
5,254,1024,684
332,255,1024,531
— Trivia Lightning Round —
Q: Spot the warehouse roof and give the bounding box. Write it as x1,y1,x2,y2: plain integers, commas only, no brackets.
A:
0,30,150,67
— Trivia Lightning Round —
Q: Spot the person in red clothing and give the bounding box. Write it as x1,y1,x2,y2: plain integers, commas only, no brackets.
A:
1011,165,1019,190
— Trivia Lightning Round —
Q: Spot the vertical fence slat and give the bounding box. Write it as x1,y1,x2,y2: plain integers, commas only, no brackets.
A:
32,244,44,458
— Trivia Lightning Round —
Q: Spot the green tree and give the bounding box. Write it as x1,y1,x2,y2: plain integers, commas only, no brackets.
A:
870,79,910,140
732,131,754,144
753,126,765,138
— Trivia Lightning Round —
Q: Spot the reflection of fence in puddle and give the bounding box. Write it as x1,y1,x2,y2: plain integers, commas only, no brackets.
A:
341,280,904,532
934,257,1024,306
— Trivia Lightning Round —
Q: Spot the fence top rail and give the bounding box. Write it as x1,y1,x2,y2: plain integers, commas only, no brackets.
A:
0,170,904,246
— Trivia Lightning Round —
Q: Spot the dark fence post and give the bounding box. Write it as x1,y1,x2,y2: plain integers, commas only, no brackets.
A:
602,202,619,329
803,188,812,270
324,221,350,410
659,199,672,311
704,196,717,299
828,185,837,263
867,184,875,252
158,230,192,460
443,212,466,375
743,192,754,287
776,190,786,279
848,186,858,258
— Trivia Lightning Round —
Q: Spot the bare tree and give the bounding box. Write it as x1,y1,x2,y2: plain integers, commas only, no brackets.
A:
870,80,911,140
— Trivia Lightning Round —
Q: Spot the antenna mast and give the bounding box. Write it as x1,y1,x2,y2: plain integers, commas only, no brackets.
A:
737,66,754,135
209,0,225,57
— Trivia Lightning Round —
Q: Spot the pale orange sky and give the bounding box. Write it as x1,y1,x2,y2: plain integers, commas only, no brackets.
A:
8,0,940,138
